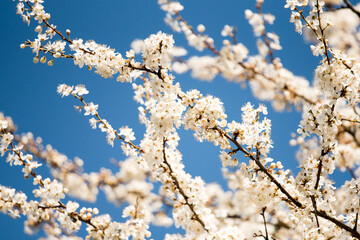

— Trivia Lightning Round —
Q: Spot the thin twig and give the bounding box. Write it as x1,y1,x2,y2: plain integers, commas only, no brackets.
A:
316,210,360,238
343,0,360,18
310,196,321,230
316,0,331,65
347,166,357,179
355,212,359,231
315,149,327,190
72,94,143,153
256,2,274,63
161,138,208,232
226,214,291,229
261,207,270,240
341,118,360,124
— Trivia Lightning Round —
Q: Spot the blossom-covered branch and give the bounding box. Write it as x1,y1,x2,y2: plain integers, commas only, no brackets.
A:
5,0,360,239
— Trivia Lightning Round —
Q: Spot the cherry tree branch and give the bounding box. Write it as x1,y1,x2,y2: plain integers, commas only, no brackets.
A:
343,0,360,18
316,0,331,65
214,126,360,239
213,126,303,208
256,2,275,63
161,138,208,231
173,9,317,106
72,93,143,153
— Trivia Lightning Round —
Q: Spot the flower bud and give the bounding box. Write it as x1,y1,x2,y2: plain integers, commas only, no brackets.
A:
40,56,47,63
53,52,61,58
197,24,205,33
35,25,42,33
33,56,39,64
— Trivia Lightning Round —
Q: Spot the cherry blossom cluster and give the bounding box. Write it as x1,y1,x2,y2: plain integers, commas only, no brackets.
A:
142,32,174,71
160,1,319,112
16,0,144,82
158,1,213,52
225,103,272,157
1,116,152,239
245,2,281,60
132,61,221,239
305,2,360,56
161,0,360,239
57,84,138,155
54,51,224,238
285,0,360,180
15,128,173,230
285,0,360,183
129,27,289,238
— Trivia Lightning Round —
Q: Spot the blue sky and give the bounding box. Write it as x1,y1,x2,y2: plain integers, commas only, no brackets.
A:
0,0,350,239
